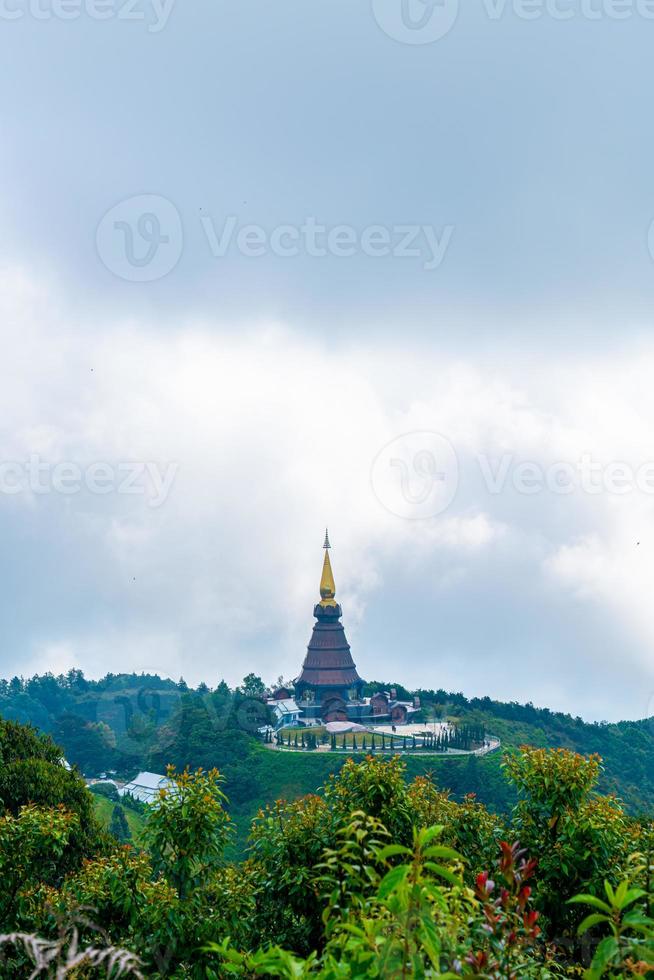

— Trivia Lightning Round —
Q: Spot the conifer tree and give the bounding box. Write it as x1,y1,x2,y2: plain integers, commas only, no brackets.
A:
109,804,131,843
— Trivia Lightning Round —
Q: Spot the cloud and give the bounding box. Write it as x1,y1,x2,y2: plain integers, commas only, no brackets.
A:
1,268,654,720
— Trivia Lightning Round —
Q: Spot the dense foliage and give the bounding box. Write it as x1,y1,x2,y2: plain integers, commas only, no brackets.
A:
3,714,654,977
4,670,654,859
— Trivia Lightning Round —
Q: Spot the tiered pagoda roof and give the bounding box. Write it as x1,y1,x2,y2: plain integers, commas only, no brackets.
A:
295,532,363,698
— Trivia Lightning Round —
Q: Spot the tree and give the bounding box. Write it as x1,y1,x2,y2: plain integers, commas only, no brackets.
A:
248,794,334,954
213,824,544,979
1,741,650,979
0,719,101,873
54,714,117,774
65,668,88,692
109,805,132,843
214,679,232,700
324,755,413,845
142,766,230,901
0,804,79,926
504,746,636,936
240,674,266,699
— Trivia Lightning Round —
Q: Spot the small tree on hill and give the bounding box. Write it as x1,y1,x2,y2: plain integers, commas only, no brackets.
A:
240,674,266,699
109,804,132,843
142,766,230,901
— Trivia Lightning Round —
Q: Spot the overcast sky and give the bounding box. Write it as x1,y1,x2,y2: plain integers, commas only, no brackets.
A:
2,0,654,721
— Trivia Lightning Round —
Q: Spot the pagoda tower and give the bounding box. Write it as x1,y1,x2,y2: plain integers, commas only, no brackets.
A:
295,531,364,721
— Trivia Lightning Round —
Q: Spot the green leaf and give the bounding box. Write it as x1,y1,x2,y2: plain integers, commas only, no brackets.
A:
577,913,610,935
614,879,628,908
621,910,654,933
619,887,647,909
420,825,445,845
589,935,619,973
378,865,409,899
423,845,463,863
424,861,461,886
376,844,412,861
569,894,612,914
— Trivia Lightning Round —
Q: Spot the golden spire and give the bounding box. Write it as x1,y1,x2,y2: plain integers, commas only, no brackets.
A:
319,529,337,607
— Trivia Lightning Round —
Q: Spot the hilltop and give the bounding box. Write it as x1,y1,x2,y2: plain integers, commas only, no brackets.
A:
1,670,653,852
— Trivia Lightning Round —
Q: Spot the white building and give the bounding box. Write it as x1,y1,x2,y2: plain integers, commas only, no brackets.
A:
118,771,174,804
267,697,301,730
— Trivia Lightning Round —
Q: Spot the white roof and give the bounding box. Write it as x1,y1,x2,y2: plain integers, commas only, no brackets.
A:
119,771,173,804
128,771,168,788
268,698,299,714
326,721,369,734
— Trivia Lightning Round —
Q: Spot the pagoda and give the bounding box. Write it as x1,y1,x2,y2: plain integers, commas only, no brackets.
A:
294,531,364,722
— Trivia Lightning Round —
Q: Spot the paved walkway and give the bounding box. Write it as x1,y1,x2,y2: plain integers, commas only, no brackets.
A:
270,736,501,757
370,722,451,737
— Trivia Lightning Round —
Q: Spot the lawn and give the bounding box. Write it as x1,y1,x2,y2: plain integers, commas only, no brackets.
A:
276,726,467,753
92,794,147,843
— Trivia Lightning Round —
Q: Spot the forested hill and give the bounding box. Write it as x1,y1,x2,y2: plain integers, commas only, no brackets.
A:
413,687,654,812
1,670,653,823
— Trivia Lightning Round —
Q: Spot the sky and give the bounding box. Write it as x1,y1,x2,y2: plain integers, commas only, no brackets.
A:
2,0,654,721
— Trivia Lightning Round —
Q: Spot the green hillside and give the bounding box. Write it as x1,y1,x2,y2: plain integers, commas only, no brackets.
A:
92,794,146,842
223,747,508,856
5,720,654,978
1,670,653,855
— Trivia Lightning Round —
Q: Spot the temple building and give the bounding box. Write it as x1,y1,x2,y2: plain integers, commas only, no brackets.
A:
294,531,364,722
275,532,418,727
